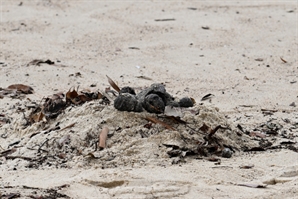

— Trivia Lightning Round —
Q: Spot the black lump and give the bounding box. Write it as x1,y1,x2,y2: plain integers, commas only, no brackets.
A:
114,83,194,113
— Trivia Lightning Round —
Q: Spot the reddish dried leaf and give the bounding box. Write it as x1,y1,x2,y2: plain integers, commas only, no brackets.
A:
66,89,78,103
30,111,44,123
7,84,34,94
78,94,91,102
145,116,175,130
106,75,120,93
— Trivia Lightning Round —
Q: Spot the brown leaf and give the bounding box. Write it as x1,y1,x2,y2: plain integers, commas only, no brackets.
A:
144,116,175,130
30,111,44,123
97,92,103,99
66,89,78,103
7,84,34,94
106,75,120,93
77,94,91,103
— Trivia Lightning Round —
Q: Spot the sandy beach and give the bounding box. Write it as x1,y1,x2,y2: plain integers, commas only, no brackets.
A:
1,1,297,198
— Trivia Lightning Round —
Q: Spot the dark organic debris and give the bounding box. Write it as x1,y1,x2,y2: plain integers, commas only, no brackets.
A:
187,7,197,10
27,59,55,66
155,18,175,21
28,88,105,124
201,26,210,30
237,183,267,189
114,93,142,112
114,83,194,113
128,47,140,50
7,84,34,94
201,94,214,101
239,164,254,169
280,57,287,63
255,58,264,62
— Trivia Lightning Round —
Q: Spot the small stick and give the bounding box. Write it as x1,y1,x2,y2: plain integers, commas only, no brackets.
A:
98,127,109,150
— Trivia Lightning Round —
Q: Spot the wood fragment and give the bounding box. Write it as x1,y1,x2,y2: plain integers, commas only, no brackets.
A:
99,126,109,150
144,116,175,130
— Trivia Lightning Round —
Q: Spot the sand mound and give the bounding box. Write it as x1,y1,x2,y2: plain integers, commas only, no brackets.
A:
0,99,258,170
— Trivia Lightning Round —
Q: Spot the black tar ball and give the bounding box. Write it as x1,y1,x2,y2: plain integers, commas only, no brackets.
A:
179,97,194,107
120,86,136,95
143,94,165,113
114,93,140,112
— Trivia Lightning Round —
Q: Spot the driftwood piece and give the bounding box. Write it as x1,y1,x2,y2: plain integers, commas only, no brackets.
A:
98,127,109,150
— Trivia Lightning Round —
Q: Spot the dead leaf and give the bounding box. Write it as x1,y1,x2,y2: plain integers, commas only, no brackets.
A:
7,84,34,94
144,116,175,130
30,111,44,123
106,75,120,93
66,88,78,103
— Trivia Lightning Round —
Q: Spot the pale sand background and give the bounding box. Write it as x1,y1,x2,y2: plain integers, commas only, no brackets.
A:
1,0,297,198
